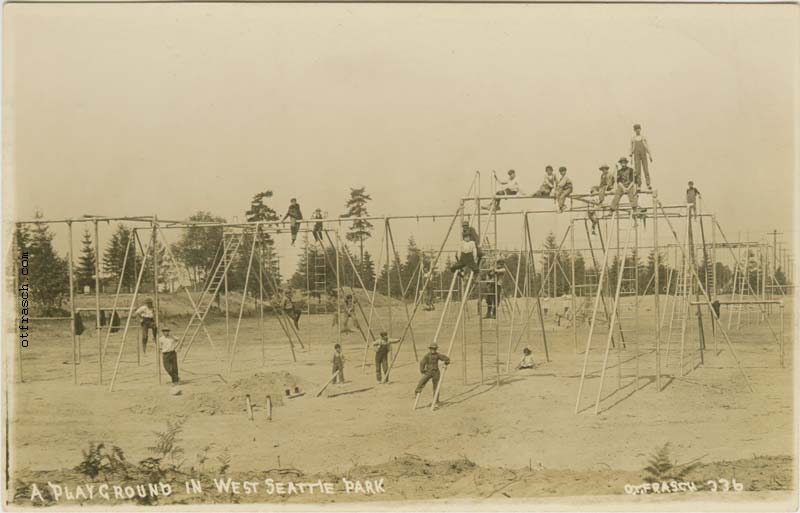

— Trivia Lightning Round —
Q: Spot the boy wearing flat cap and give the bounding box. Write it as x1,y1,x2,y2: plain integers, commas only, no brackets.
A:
415,343,450,405
629,123,653,190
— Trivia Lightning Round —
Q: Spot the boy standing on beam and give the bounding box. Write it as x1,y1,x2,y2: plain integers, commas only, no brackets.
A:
629,123,653,190
686,181,701,220
282,198,303,246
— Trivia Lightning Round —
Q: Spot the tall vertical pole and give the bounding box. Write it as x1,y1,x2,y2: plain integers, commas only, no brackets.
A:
223,230,230,352
153,220,162,384
570,219,577,353
259,239,265,366
133,229,141,366
67,221,78,384
385,218,392,333
336,230,343,348
711,215,717,296
93,221,103,385
12,229,23,383
653,193,661,391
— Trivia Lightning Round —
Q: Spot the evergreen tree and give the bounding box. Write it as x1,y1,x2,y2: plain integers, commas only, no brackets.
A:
103,224,138,292
238,191,281,294
27,212,70,314
360,249,377,290
173,211,226,290
342,187,373,261
76,228,97,292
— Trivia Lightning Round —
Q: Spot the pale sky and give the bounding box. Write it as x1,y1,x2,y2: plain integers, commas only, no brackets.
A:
3,3,797,270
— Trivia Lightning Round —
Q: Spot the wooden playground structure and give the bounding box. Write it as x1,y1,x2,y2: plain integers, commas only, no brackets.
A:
10,174,792,415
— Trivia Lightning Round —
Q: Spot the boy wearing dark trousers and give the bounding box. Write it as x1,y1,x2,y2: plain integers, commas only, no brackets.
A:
415,343,450,405
159,327,180,385
134,298,157,353
372,331,400,383
282,198,303,246
332,344,345,384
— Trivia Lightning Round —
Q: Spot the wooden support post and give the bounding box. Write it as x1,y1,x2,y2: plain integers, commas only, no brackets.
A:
153,221,162,384
387,222,419,361
385,218,392,333
363,228,385,373
109,238,152,391
779,303,784,368
227,228,258,376
259,240,265,366
335,230,342,349
93,221,103,384
570,219,577,354
266,395,273,420
245,394,254,421
101,235,132,360
223,231,230,352
653,193,661,391
67,221,78,384
316,372,339,397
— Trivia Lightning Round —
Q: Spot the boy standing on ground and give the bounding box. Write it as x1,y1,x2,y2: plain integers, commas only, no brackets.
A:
282,198,303,246
373,331,400,383
332,343,346,384
134,298,157,354
159,326,180,385
629,123,653,190
686,181,701,220
414,343,451,406
556,167,573,212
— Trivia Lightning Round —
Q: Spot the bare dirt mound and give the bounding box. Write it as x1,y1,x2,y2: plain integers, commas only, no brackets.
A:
127,371,315,416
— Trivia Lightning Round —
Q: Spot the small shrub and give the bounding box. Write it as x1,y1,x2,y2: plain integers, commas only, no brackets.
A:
643,443,700,483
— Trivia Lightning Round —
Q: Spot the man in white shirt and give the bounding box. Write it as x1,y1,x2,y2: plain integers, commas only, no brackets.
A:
134,298,157,353
533,166,558,198
629,123,653,190
555,167,573,213
159,327,180,385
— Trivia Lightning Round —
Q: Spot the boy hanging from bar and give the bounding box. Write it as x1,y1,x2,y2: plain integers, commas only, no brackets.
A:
414,343,450,406
555,166,573,212
449,232,480,277
588,164,614,235
281,198,303,246
311,208,324,242
629,123,653,190
134,298,157,354
532,165,558,197
332,343,346,384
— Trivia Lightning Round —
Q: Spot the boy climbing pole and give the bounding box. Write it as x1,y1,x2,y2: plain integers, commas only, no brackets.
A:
282,198,303,246
588,164,614,235
629,123,653,190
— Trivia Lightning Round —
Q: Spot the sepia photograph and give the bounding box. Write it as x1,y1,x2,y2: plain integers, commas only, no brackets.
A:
2,2,797,510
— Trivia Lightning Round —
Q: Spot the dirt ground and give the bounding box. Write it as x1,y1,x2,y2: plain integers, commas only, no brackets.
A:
6,293,796,506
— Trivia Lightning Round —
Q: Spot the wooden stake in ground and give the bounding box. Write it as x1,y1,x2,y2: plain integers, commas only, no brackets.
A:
245,394,254,421
266,395,272,421
316,372,340,397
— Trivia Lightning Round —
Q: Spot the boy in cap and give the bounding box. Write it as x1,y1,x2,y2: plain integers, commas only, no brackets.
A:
159,326,180,385
533,166,558,197
134,298,157,354
610,157,639,213
331,343,346,384
555,166,573,212
629,124,653,190
332,293,358,333
483,258,506,319
487,169,522,211
372,331,401,383
281,198,303,246
414,343,451,406
686,181,701,220
311,208,324,242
